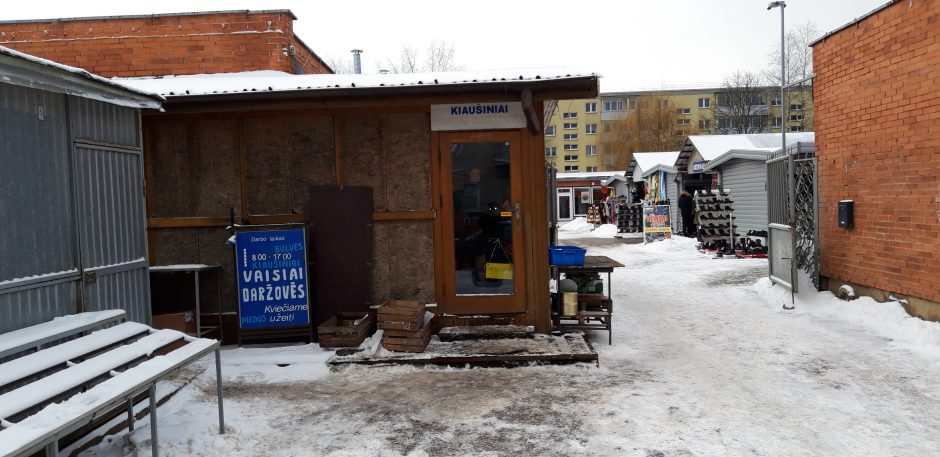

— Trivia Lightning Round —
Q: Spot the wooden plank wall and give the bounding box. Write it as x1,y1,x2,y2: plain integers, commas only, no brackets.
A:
144,108,435,313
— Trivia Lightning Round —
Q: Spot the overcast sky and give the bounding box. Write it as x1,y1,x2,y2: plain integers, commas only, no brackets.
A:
3,0,887,91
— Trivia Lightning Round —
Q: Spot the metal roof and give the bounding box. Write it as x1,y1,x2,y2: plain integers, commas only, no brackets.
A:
0,45,163,109
556,171,622,181
631,152,681,177
676,132,815,169
115,68,599,101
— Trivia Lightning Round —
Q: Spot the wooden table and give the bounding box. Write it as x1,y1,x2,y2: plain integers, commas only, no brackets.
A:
551,255,624,345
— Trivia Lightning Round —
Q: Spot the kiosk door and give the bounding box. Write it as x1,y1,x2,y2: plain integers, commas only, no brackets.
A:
438,131,525,314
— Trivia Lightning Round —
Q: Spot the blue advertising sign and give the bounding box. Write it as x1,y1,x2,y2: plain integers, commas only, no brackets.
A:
235,229,310,329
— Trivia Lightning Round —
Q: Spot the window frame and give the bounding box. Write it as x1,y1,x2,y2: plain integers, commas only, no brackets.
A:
545,146,557,157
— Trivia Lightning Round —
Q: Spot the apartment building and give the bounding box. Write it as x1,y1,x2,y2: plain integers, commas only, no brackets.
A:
545,87,813,172
544,99,602,173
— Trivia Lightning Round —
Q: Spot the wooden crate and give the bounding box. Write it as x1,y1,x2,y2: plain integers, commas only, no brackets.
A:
377,299,426,331
317,312,374,348
382,311,434,352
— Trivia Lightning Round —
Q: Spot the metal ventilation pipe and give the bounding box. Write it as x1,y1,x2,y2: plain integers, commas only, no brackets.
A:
351,49,363,74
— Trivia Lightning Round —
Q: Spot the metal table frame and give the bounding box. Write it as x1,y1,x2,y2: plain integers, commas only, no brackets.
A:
149,265,223,339
550,255,624,344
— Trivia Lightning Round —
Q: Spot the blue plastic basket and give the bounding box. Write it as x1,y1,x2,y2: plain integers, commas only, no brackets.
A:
548,245,586,266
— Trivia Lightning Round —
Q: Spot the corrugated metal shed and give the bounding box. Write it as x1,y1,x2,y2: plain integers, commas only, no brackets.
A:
718,159,768,234
0,48,161,333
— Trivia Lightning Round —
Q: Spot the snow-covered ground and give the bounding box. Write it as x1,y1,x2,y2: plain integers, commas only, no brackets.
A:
76,236,940,456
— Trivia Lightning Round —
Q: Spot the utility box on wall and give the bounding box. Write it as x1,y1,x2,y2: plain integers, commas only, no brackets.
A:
838,200,854,228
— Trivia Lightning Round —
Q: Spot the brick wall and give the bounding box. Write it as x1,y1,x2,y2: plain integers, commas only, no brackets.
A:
0,10,332,77
813,0,940,302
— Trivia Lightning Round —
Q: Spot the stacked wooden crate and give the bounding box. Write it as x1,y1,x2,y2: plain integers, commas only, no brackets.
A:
378,299,433,352
317,312,374,348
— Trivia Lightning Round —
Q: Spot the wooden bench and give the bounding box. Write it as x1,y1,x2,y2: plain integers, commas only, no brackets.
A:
0,311,224,457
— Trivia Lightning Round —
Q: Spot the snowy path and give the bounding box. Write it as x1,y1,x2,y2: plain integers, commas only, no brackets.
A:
79,237,940,457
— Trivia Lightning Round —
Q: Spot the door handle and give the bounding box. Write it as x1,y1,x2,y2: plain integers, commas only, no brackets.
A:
513,202,522,223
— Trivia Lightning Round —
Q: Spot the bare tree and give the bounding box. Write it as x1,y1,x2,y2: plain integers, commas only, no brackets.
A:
382,41,462,74
764,22,818,133
764,22,818,86
601,94,699,170
713,71,772,134
325,55,355,74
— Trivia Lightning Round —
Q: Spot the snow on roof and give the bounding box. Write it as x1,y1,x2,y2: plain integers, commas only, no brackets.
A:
556,171,621,181
686,132,815,162
632,152,680,175
0,45,163,105
115,67,598,98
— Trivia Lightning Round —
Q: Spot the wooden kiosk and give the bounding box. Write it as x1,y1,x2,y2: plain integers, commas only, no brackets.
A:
129,69,599,334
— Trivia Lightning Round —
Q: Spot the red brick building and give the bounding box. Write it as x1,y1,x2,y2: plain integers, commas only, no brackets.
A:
811,0,940,319
0,9,332,77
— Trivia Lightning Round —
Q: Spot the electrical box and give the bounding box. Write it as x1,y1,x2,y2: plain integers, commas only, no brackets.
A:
838,200,854,228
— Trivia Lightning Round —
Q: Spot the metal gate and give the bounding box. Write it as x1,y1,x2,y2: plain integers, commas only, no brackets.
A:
766,142,818,294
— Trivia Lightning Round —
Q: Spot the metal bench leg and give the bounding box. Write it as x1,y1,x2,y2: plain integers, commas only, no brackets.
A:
127,398,135,431
215,348,225,434
149,385,158,457
45,440,58,457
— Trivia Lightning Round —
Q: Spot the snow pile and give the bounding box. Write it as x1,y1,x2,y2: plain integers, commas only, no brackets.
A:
589,224,619,238
559,217,593,233
754,276,940,359
219,344,334,384
638,236,700,253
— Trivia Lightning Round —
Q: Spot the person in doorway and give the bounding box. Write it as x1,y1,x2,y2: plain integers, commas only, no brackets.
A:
678,190,695,237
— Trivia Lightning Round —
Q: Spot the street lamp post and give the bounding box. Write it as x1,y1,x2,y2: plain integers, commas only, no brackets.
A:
768,1,795,308
768,1,786,155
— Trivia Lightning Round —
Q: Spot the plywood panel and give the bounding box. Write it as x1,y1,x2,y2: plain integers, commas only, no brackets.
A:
340,115,386,211
243,116,336,215
148,119,240,218
382,113,431,211
385,220,435,304
290,116,335,214
371,223,391,306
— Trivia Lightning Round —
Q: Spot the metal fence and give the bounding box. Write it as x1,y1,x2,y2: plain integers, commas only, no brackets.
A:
766,142,818,294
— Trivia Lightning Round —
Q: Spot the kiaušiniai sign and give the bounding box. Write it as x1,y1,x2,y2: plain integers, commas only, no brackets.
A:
235,229,310,329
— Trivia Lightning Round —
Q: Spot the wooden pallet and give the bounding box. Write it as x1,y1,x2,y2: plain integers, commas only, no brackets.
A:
317,312,374,348
377,299,426,331
382,311,433,352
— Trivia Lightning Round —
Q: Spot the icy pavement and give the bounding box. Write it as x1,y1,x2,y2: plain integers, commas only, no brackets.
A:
77,236,940,457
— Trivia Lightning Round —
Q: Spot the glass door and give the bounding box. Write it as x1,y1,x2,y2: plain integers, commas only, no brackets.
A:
557,188,573,220
438,131,525,314
574,186,591,216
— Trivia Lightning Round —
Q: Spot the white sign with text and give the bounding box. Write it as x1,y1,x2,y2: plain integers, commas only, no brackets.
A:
431,102,527,131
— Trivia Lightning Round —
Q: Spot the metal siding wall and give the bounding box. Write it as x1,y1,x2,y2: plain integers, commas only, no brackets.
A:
73,144,151,325
0,84,76,282
0,282,77,334
0,84,81,331
73,146,146,267
667,172,679,232
721,159,768,233
83,268,150,324
68,96,139,147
